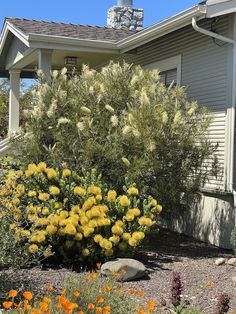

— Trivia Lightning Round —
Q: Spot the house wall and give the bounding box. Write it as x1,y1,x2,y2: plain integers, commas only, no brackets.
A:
112,15,235,248
5,36,28,68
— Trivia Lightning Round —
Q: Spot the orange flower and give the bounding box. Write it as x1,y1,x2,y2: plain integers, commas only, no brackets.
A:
104,285,111,293
129,287,136,295
85,276,91,283
147,299,155,312
96,263,101,270
138,290,145,297
77,311,85,314
96,307,103,313
74,290,81,297
39,301,49,312
8,289,18,298
42,297,51,303
3,301,13,309
120,268,126,275
88,303,95,310
207,280,213,287
91,272,97,279
23,291,33,301
31,308,42,314
47,286,53,292
103,305,111,311
59,289,66,295
97,295,104,304
137,307,147,314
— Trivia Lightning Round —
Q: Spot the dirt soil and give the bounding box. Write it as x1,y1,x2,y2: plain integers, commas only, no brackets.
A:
0,228,235,313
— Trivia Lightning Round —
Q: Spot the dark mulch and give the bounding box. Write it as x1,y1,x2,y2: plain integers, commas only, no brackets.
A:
0,228,235,313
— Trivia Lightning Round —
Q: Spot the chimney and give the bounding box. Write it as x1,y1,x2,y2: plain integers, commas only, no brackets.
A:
107,0,144,31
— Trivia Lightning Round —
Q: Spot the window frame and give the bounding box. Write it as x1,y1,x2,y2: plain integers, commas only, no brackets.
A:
144,55,182,86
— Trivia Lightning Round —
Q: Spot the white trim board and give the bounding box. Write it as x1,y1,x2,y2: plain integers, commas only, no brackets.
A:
144,55,182,86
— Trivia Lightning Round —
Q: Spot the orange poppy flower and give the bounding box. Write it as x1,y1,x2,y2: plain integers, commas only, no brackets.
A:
8,289,18,298
88,303,95,310
96,263,101,270
74,290,81,297
3,301,13,309
96,307,103,313
77,311,85,314
97,295,104,304
129,288,136,294
147,300,155,312
42,297,51,303
59,289,66,295
23,291,33,301
138,290,145,297
91,272,97,279
104,285,111,293
31,308,42,314
85,276,91,283
47,286,53,292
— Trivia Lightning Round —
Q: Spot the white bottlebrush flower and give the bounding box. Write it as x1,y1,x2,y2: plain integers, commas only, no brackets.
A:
81,106,91,114
128,113,135,125
173,111,182,124
162,111,168,124
52,70,59,79
122,125,132,135
121,157,130,167
146,140,156,152
61,67,68,76
47,99,57,118
140,90,150,106
132,128,141,137
188,103,197,116
57,117,71,126
130,74,139,86
77,122,85,132
89,86,94,94
110,115,118,127
105,105,115,113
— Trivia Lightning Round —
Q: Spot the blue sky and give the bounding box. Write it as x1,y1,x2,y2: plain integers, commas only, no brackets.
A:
0,0,198,29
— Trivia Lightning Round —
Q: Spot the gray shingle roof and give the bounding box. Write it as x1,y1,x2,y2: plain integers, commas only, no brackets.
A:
6,18,137,42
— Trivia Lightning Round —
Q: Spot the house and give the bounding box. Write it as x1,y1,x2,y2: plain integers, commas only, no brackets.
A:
0,0,236,248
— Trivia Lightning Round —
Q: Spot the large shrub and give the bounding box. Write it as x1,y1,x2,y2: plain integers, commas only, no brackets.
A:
0,162,161,264
13,63,218,215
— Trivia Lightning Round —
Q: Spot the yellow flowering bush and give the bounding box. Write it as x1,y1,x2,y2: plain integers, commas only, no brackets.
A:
0,163,162,263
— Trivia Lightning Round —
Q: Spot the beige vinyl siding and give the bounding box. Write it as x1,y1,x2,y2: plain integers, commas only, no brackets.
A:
114,15,230,191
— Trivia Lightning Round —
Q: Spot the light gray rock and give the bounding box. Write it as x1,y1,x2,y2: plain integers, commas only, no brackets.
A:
101,258,146,281
227,258,236,265
215,258,226,266
232,276,236,282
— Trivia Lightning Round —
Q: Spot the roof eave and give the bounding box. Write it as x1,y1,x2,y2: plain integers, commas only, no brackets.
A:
206,0,236,17
117,4,207,53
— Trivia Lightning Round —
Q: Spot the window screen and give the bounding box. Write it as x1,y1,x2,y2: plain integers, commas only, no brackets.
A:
160,68,177,86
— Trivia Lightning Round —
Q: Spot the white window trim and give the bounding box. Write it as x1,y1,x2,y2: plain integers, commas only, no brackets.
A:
144,55,182,86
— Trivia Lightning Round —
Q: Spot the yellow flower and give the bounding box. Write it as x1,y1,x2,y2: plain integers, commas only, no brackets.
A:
38,193,50,201
115,220,124,227
82,248,90,256
88,185,101,195
75,233,83,241
111,225,123,235
138,217,154,227
100,239,112,250
60,211,69,219
74,186,86,197
21,230,31,237
42,208,50,215
49,186,60,196
129,208,141,217
37,162,47,172
46,225,57,234
28,191,36,197
64,223,76,235
132,231,145,241
107,190,117,202
94,234,103,243
156,204,163,214
12,198,20,206
28,244,39,253
150,199,157,206
119,195,130,207
62,169,71,177
25,170,33,177
28,163,38,173
54,202,62,209
46,168,57,180
122,233,131,241
127,187,139,196
109,235,120,244
125,213,135,222
96,194,102,201
128,238,138,247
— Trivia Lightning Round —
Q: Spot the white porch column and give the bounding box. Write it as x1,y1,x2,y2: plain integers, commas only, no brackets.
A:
9,69,21,133
38,49,53,80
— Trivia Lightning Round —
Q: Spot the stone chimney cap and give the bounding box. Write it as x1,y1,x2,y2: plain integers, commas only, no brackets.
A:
117,0,133,7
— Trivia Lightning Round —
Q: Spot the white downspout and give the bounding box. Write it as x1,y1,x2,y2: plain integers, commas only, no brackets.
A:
192,16,236,231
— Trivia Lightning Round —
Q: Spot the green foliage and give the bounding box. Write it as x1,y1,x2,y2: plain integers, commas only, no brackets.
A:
12,62,218,216
0,162,161,264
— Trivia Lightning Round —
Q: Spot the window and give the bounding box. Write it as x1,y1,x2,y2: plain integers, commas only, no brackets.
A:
144,55,182,86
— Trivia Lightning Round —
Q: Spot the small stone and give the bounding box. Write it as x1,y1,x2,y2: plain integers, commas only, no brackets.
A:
101,258,146,281
227,258,236,265
232,276,236,282
215,258,226,266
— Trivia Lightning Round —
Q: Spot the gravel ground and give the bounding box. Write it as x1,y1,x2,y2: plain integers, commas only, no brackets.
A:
0,228,235,313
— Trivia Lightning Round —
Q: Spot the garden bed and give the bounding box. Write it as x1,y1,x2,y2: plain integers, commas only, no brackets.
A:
0,228,235,313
